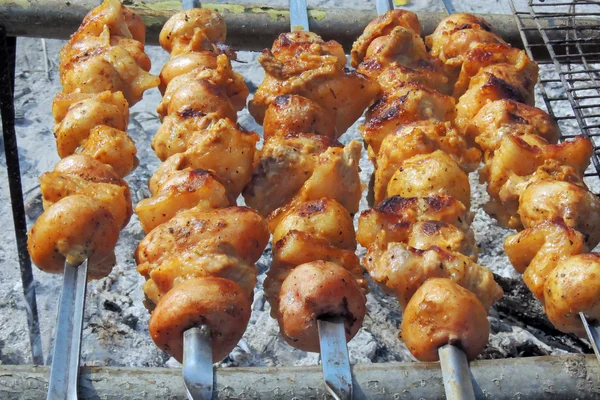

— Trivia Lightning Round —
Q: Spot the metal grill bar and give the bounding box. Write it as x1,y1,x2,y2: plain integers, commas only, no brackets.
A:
510,0,600,192
0,25,43,366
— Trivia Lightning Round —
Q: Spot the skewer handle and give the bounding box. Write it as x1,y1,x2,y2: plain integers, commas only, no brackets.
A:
290,0,309,31
182,0,201,10
376,0,394,15
47,259,89,400
440,0,457,16
580,313,600,365
183,326,213,400
318,318,353,400
438,344,476,400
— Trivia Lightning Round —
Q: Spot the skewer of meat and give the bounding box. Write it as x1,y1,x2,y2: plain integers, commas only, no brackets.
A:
132,7,268,399
429,12,600,359
351,9,504,399
25,0,158,397
243,1,379,397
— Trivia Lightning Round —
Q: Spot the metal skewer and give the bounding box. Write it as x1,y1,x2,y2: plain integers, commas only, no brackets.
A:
287,1,354,398
440,0,457,16
290,0,309,32
318,318,353,400
580,313,600,364
376,0,394,16
438,345,476,400
183,327,213,400
47,259,89,400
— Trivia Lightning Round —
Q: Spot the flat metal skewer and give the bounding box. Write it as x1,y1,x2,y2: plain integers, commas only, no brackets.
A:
580,313,600,365
438,345,476,400
440,0,457,16
183,327,213,400
47,259,89,400
290,0,309,31
287,1,354,398
318,318,353,400
376,0,394,15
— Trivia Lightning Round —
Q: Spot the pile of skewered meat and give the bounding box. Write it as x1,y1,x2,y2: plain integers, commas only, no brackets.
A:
244,31,379,351
27,0,158,278
352,10,600,361
428,13,600,337
26,0,600,366
352,10,505,361
133,9,270,362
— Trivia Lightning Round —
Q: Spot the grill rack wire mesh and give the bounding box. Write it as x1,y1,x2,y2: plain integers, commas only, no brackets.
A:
510,0,600,191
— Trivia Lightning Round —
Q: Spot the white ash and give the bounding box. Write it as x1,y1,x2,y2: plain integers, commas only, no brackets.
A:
0,0,596,369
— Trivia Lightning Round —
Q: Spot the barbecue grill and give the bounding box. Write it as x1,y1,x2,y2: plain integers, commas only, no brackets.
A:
1,0,600,398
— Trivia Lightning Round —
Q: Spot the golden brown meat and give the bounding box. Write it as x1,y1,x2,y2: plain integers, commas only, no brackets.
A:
263,95,337,140
159,9,227,56
136,206,269,278
156,58,245,119
60,27,159,105
149,118,258,203
351,9,421,67
27,195,119,278
135,169,230,233
278,261,367,353
358,60,452,96
266,199,366,317
364,242,501,309
466,99,559,153
453,44,538,98
249,31,379,133
385,150,471,209
374,121,480,204
267,141,363,231
401,278,490,361
149,277,251,363
76,125,138,177
362,84,456,157
243,134,339,217
364,26,427,64
272,198,356,250
434,28,506,65
544,253,600,336
39,155,132,229
63,0,146,47
357,195,472,248
519,180,600,249
159,51,218,94
53,154,124,184
52,91,129,158
151,112,220,161
504,219,587,300
143,252,257,307
266,230,364,319
455,63,537,132
61,29,151,74
426,13,494,60
483,134,592,228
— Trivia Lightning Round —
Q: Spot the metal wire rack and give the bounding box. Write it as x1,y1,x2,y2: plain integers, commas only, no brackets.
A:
511,0,600,192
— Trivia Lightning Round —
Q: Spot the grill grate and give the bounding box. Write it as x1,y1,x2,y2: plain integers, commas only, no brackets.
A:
510,0,600,190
